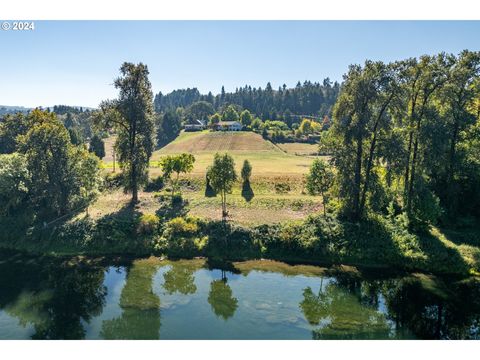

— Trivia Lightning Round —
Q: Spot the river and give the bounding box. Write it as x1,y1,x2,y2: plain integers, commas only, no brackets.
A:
0,252,478,339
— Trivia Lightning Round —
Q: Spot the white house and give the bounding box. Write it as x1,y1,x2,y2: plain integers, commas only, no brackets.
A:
184,119,206,132
216,121,243,131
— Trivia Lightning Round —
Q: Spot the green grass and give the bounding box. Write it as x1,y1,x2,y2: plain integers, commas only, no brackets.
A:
97,131,328,226
148,131,326,176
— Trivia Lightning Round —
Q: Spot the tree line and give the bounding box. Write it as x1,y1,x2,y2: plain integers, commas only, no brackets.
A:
320,50,480,228
154,79,340,122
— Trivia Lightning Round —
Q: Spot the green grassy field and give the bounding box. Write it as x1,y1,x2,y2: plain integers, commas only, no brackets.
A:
149,130,322,176
98,131,326,226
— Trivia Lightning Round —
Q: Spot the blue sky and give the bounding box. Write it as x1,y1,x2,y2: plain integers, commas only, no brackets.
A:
1,21,479,108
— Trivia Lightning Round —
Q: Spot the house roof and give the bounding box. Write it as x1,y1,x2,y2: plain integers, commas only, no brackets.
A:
218,121,242,126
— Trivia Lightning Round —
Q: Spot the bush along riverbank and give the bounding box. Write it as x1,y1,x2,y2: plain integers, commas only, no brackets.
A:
1,209,479,277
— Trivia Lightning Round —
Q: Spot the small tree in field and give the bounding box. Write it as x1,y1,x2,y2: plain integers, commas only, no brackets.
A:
160,153,195,197
207,153,237,221
241,160,252,183
306,159,334,216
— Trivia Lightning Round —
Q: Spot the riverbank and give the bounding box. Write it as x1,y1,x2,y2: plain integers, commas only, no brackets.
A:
1,208,479,277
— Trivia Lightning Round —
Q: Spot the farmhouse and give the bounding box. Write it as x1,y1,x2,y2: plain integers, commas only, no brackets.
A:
216,121,243,131
184,119,206,132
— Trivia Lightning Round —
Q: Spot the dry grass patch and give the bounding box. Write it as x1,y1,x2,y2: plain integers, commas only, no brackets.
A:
276,142,320,156
158,130,276,153
86,190,160,220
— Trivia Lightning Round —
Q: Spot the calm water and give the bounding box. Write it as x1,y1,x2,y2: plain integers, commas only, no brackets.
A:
0,252,479,340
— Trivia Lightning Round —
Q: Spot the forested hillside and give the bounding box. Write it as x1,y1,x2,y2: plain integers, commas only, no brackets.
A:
154,79,340,121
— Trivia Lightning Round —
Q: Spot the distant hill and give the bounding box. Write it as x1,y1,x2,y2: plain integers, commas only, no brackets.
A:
0,105,96,117
0,105,32,115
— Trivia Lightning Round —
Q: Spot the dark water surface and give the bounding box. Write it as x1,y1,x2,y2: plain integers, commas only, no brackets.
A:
0,252,479,340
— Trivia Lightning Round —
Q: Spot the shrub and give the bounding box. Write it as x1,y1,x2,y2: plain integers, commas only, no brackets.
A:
103,172,123,190
409,179,443,232
274,182,291,194
203,221,259,259
172,193,183,205
154,216,205,258
145,176,164,192
166,217,199,236
137,213,160,235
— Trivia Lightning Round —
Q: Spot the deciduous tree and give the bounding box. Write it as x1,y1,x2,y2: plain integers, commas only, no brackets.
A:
207,153,237,221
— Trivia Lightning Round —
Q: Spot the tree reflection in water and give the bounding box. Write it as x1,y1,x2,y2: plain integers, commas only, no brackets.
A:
382,275,480,339
101,259,161,339
300,275,392,339
300,274,480,340
0,256,107,339
208,269,238,321
1,252,480,340
162,261,197,295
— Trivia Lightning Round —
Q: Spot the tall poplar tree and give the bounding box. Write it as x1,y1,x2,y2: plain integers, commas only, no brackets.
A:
94,62,155,203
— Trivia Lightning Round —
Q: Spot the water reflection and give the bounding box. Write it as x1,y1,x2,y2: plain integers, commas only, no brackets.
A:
382,276,480,339
101,259,161,339
208,278,238,320
0,255,106,339
299,273,480,340
162,262,197,295
300,276,392,339
0,253,479,340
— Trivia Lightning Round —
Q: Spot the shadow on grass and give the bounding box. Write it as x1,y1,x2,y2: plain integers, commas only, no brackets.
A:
205,176,217,198
155,197,189,220
414,228,471,275
439,226,480,248
311,215,471,275
241,180,254,202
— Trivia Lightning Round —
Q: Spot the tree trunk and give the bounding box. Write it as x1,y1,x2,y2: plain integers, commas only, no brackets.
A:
359,94,392,217
131,151,138,203
130,113,138,204
404,94,417,197
359,130,378,217
407,113,423,214
352,134,363,220
448,118,459,181
406,95,429,214
221,190,227,222
404,130,413,196
132,176,138,203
